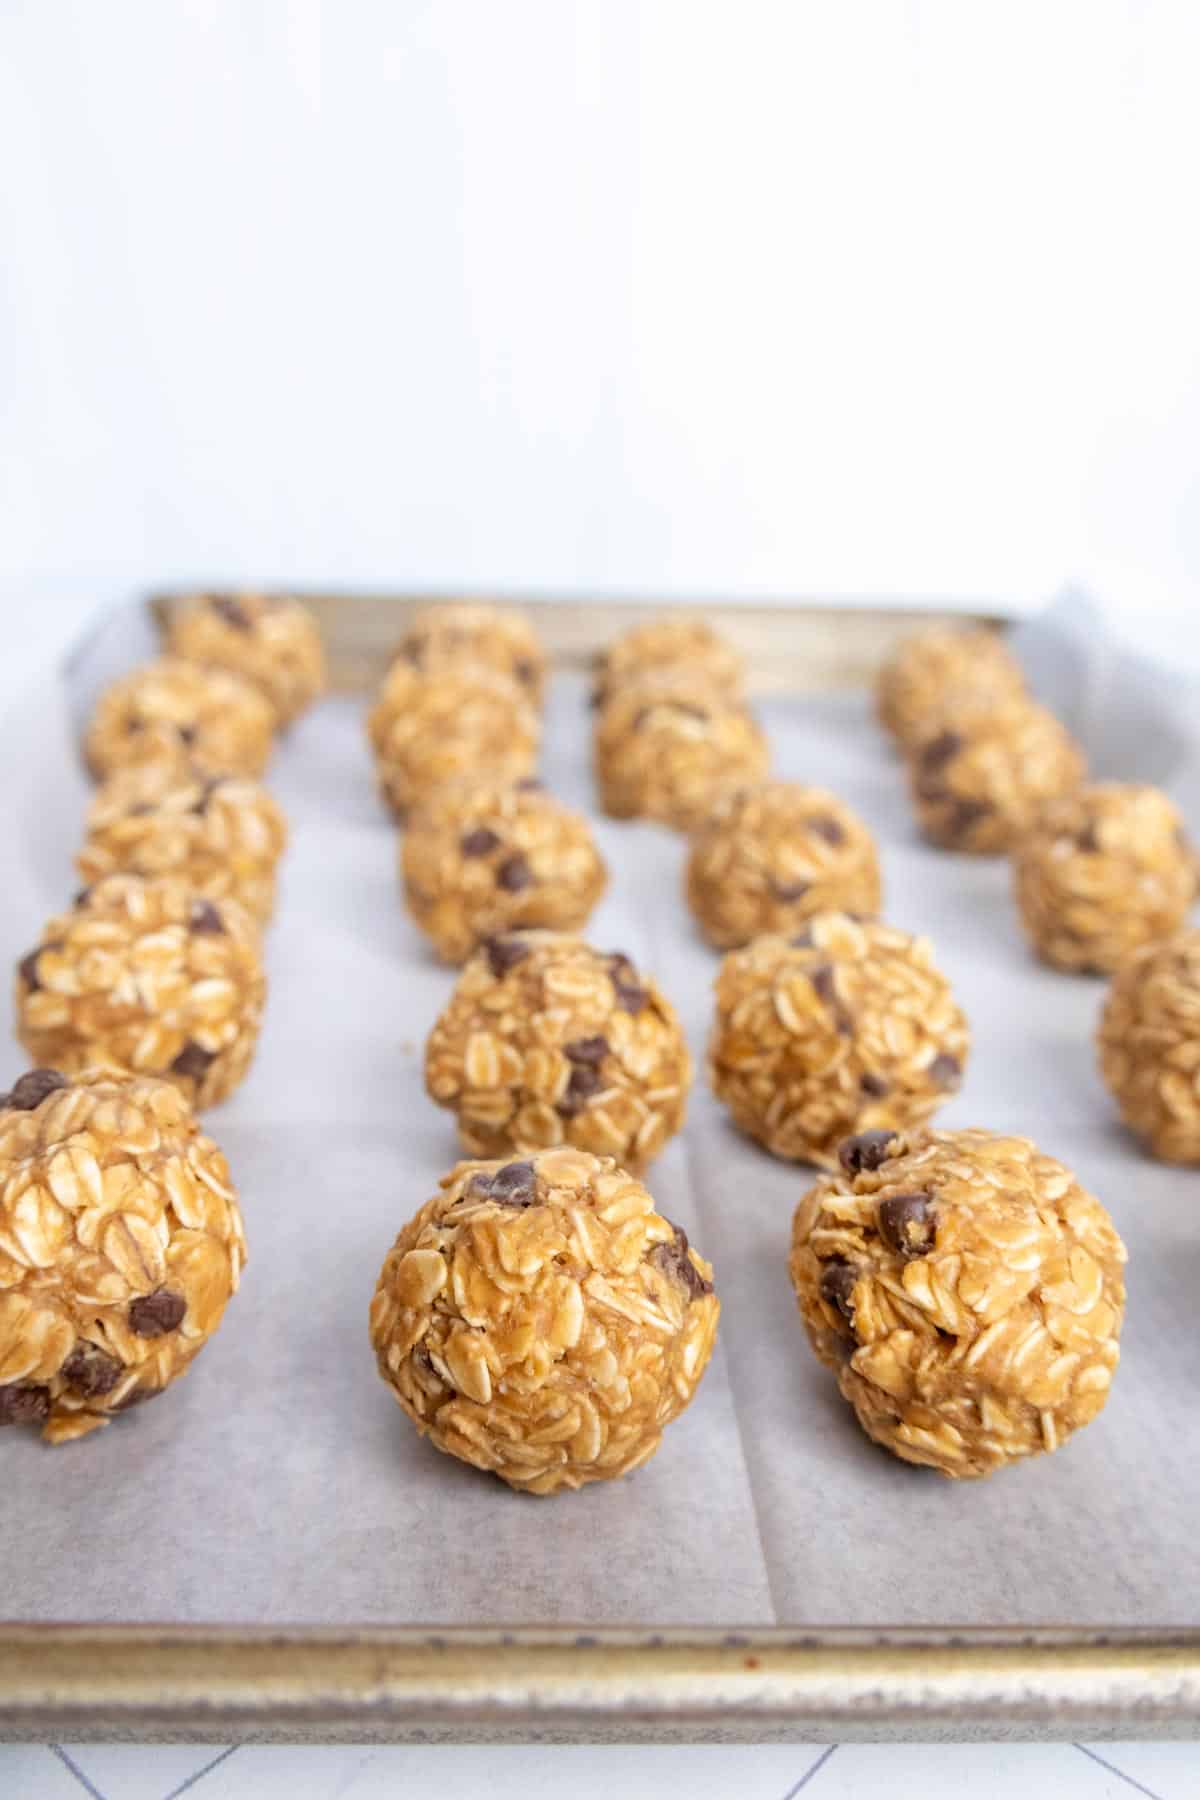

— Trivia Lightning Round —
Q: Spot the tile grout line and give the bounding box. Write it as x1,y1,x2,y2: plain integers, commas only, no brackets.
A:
49,1745,107,1800
162,1745,241,1800
1073,1743,1165,1800
779,1743,839,1799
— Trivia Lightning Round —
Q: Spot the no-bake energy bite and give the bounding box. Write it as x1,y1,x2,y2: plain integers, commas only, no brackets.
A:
592,616,745,707
15,876,266,1109
401,778,608,964
79,767,288,926
393,602,548,706
686,782,882,949
0,1067,246,1443
367,662,540,819
905,699,1084,854
165,592,327,727
876,625,1026,750
369,1147,718,1493
709,915,969,1167
425,931,691,1171
789,1126,1126,1478
593,672,769,831
85,658,275,784
1013,784,1195,974
1098,928,1200,1162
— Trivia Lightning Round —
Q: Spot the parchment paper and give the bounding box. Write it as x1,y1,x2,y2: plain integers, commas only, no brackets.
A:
2,596,1197,1628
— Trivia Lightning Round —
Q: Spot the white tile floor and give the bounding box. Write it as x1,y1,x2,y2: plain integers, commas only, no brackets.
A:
0,1741,1195,1799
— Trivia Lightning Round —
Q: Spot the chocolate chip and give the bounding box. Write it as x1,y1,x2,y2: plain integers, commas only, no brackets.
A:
650,1225,713,1300
819,1259,858,1326
808,814,845,846
878,1191,936,1259
1077,822,1100,853
928,1052,962,1090
607,953,648,1014
189,899,225,935
17,949,45,991
210,596,251,631
809,963,837,1004
190,779,224,817
496,853,533,892
61,1342,123,1398
170,1041,216,1082
557,1062,603,1117
0,1382,50,1427
921,730,963,772
461,827,502,857
946,799,992,837
485,935,531,978
129,1289,187,1337
770,877,811,903
177,725,197,748
838,1129,898,1175
471,1160,538,1208
860,1072,890,1098
401,640,424,668
515,658,537,688
1,1069,69,1112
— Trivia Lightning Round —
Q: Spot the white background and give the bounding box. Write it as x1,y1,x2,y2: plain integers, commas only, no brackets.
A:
2,0,1199,683
1,6,1198,1790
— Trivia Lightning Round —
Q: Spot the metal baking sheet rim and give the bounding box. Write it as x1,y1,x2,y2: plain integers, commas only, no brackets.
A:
5,593,1192,1743
1,1627,1199,1742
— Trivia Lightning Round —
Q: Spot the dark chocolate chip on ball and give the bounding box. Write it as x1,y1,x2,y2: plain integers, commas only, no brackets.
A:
921,730,963,772
819,1259,858,1325
928,1052,962,1090
771,878,810,903
485,935,532,978
878,1191,936,1258
2,1069,69,1113
129,1289,187,1337
170,1041,217,1081
210,596,251,631
859,1072,890,1098
189,900,225,935
808,815,845,846
472,1160,538,1208
496,853,534,893
0,1382,50,1427
838,1129,897,1175
564,1035,608,1066
62,1342,124,1398
557,1062,603,1116
650,1224,712,1299
460,827,502,857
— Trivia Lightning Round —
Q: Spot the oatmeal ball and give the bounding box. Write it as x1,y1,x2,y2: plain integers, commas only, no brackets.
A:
790,1125,1126,1478
401,778,608,964
393,602,548,706
877,625,1026,749
165,591,326,727
709,914,969,1167
369,1147,718,1493
593,616,744,707
0,1067,246,1444
1098,928,1200,1162
78,766,288,926
1013,784,1194,974
425,931,691,1171
594,672,769,831
368,663,540,818
85,658,275,784
906,699,1084,854
15,876,266,1110
686,782,882,950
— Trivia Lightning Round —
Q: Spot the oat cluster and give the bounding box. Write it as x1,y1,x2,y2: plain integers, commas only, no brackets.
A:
709,914,969,1167
79,766,288,926
876,625,1026,749
393,601,548,706
592,616,745,707
0,1068,246,1444
1098,928,1200,1162
425,930,691,1171
1013,783,1195,973
368,660,541,819
905,699,1084,854
686,781,882,949
369,1147,718,1492
15,875,266,1110
85,657,276,784
594,670,769,832
401,777,607,964
166,592,327,727
790,1126,1126,1477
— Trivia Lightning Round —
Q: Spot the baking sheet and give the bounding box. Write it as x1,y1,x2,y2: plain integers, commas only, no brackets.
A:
2,601,1198,1630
